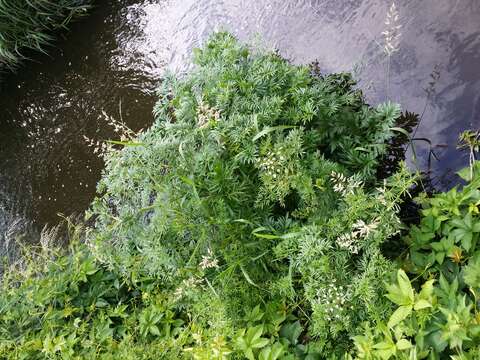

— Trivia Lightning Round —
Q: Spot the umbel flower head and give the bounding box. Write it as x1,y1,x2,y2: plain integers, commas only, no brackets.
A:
315,279,353,322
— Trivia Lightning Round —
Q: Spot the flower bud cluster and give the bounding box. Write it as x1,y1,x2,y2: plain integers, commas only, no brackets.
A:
173,276,204,300
197,101,221,128
375,180,388,206
258,148,290,179
336,218,380,254
336,232,360,254
330,171,363,196
316,280,352,322
199,248,219,270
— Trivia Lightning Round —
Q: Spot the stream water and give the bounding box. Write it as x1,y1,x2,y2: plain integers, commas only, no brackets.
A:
1,0,479,251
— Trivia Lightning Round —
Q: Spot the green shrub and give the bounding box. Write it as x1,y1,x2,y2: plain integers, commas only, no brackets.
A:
0,240,185,358
353,163,480,359
0,0,92,69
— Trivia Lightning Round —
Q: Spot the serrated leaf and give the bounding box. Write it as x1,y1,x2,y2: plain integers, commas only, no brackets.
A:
149,325,161,336
373,341,396,360
396,338,412,350
461,232,473,251
418,279,435,300
435,252,445,264
259,343,284,360
414,299,432,310
280,321,302,345
397,270,414,303
473,222,480,232
430,241,443,251
387,305,412,328
247,324,264,343
251,337,270,349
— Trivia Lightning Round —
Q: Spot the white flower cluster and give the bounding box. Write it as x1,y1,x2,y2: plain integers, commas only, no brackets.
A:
353,219,380,237
336,232,360,254
336,218,380,254
330,171,363,196
199,248,219,270
258,148,289,179
197,100,221,128
383,2,402,56
173,276,204,300
316,280,352,322
375,180,388,206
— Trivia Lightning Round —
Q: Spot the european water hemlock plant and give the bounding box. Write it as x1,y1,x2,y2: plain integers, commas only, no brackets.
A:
87,32,412,356
1,32,478,359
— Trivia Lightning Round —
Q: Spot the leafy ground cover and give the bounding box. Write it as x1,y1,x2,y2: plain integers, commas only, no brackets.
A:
1,33,479,359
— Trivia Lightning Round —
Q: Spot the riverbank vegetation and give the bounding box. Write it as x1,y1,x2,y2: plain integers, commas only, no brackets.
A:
1,33,479,359
0,0,92,70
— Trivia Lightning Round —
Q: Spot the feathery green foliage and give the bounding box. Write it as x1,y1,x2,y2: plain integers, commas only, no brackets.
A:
86,32,411,356
0,0,92,69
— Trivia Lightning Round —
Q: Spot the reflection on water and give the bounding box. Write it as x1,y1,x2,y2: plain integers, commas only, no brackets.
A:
0,0,479,250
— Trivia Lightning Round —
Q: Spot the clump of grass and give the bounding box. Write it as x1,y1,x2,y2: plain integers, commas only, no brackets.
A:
0,0,92,70
382,2,402,100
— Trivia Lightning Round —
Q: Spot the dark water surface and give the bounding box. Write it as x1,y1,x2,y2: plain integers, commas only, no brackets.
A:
1,0,479,248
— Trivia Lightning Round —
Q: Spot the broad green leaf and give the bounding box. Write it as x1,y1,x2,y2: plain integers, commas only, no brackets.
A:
280,321,302,345
149,325,160,336
414,299,432,310
373,341,396,360
435,252,445,264
95,298,109,308
397,270,414,303
245,348,255,360
251,337,270,349
457,166,473,181
473,222,480,232
385,286,406,305
387,305,412,328
259,343,284,360
430,241,443,252
247,324,264,343
396,338,412,350
464,255,480,288
418,279,435,300
246,305,264,323
461,232,473,251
